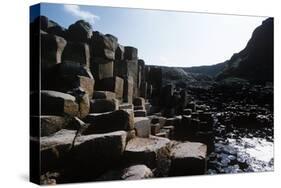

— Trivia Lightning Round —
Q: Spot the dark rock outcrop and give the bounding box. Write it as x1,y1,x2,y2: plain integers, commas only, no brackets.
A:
217,18,273,83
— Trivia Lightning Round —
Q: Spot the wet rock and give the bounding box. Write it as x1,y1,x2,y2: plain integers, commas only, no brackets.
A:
169,142,207,176
83,110,134,134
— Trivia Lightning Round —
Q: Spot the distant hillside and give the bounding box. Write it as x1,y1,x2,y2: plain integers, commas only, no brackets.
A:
148,65,213,87
216,18,273,83
183,62,226,77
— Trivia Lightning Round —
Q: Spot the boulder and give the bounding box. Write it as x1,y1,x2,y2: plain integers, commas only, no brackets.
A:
134,117,151,138
91,31,118,60
121,165,153,180
90,99,118,113
83,110,134,134
66,131,127,181
61,42,90,68
169,142,207,176
41,32,66,67
40,129,76,173
124,46,138,60
91,58,114,80
96,164,153,181
41,90,79,116
123,60,139,96
124,136,171,175
93,91,116,100
95,77,124,100
66,20,92,42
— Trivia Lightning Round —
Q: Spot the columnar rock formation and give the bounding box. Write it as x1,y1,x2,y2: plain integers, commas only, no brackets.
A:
31,16,216,185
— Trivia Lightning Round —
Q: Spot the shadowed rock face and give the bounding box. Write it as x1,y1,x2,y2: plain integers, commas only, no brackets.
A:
217,18,273,83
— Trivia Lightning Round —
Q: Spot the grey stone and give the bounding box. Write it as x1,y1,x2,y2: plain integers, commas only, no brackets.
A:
124,136,171,169
169,142,207,176
121,165,153,180
134,117,151,138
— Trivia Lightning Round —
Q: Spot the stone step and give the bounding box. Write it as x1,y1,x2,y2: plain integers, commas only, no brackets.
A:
92,91,116,100
169,141,207,176
83,110,134,134
90,99,118,113
124,136,171,175
40,90,79,117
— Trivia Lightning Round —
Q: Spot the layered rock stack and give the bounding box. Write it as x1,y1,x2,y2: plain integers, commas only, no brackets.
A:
30,16,209,185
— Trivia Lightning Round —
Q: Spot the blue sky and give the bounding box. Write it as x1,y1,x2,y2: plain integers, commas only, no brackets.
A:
34,3,267,67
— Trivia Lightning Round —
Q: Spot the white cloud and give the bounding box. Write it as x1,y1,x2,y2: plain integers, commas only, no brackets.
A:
64,5,100,25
